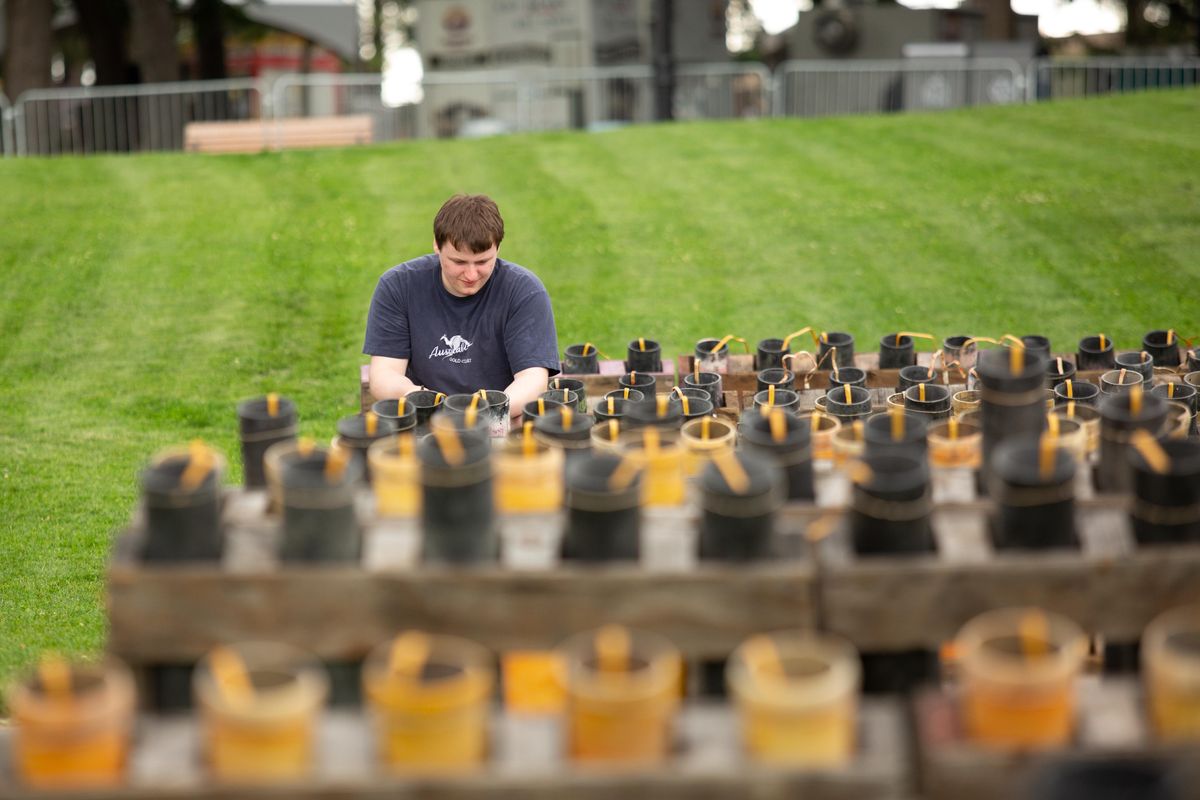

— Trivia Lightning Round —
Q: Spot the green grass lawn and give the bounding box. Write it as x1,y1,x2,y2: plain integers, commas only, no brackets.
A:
1,88,1198,688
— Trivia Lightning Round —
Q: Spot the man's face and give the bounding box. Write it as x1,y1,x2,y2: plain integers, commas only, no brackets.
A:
435,239,497,297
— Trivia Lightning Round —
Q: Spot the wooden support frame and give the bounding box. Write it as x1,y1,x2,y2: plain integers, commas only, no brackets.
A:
107,496,820,667
815,498,1200,651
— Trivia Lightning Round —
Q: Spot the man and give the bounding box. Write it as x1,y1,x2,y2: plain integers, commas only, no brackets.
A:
364,194,559,418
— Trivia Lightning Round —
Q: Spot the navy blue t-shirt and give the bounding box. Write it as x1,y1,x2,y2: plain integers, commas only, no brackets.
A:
363,253,560,394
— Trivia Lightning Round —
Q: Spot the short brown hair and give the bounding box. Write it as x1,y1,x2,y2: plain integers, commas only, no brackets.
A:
434,194,505,253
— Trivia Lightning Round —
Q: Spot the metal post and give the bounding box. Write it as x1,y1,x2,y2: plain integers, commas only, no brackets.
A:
0,104,13,158
14,101,27,157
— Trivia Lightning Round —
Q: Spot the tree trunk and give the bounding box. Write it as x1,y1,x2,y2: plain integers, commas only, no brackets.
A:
1123,0,1153,46
3,0,54,103
651,0,674,121
373,0,384,61
193,0,228,80
75,0,134,85
129,0,179,83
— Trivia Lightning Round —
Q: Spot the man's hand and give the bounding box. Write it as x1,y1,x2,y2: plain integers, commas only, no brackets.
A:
369,355,425,399
504,367,551,419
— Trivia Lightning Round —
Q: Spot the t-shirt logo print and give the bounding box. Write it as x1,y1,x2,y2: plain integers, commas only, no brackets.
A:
431,333,473,359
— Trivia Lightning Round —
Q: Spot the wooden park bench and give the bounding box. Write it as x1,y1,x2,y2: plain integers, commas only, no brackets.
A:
183,115,373,154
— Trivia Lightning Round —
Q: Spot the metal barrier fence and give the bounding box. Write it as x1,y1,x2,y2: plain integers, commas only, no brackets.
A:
5,57,1199,156
0,93,13,158
271,63,770,140
773,58,1025,118
12,78,262,157
271,70,522,141
523,62,770,131
1027,57,1200,101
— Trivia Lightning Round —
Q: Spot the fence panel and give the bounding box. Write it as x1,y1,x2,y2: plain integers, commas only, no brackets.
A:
271,72,414,141
675,62,772,121
1028,57,1200,102
0,93,13,158
270,71,530,141
13,79,262,157
524,65,653,132
270,63,771,140
774,59,1024,119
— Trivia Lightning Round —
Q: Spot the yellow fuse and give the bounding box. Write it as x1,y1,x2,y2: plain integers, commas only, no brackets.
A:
769,410,787,443
325,444,350,481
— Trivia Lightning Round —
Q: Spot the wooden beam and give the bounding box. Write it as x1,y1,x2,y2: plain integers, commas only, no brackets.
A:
817,499,1200,650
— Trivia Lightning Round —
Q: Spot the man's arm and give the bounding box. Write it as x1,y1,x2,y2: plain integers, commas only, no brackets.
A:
504,366,550,419
369,355,427,400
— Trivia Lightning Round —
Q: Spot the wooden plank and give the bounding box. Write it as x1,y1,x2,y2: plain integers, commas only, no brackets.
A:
106,498,820,665
816,499,1200,651
107,564,815,663
916,678,1200,800
0,700,908,799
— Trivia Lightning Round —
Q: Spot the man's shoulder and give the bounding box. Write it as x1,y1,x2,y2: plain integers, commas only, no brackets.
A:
380,253,440,286
495,258,549,297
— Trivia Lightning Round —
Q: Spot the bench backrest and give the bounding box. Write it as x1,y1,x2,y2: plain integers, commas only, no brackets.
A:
184,115,374,154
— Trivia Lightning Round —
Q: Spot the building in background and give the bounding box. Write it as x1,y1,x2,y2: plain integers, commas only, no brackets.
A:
414,0,729,136
222,1,358,117
764,2,1038,114
773,4,1038,61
